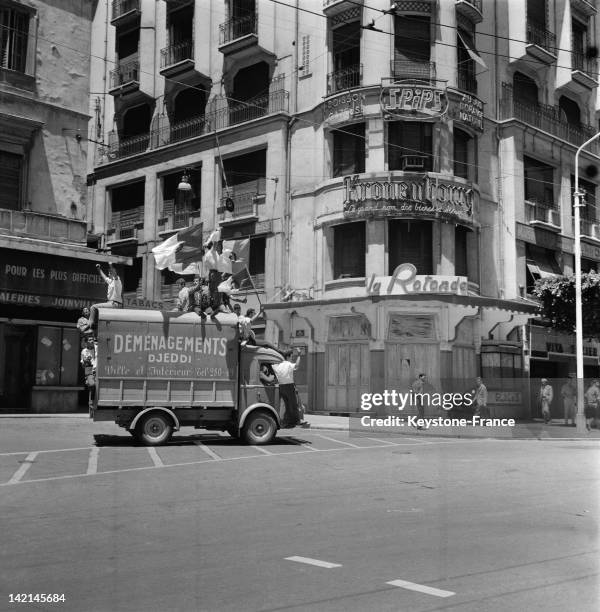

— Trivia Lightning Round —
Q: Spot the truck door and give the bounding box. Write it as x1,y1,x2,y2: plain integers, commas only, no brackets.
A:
239,355,279,412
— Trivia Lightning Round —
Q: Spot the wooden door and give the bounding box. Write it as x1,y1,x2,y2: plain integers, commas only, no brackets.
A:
326,343,370,413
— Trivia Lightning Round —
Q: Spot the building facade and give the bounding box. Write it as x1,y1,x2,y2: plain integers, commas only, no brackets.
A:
87,0,600,418
0,0,129,411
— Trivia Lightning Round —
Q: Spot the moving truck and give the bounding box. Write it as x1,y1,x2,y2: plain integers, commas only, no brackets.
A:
91,308,290,445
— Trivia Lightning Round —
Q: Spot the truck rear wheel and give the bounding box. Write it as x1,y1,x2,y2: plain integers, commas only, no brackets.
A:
136,412,173,446
242,411,277,445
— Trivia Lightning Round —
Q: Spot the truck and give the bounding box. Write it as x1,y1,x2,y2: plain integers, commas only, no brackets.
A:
90,307,291,445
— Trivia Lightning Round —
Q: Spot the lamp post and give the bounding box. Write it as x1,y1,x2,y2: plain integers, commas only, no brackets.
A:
573,133,600,433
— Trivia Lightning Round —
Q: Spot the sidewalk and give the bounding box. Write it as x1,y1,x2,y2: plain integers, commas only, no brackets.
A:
1,411,599,440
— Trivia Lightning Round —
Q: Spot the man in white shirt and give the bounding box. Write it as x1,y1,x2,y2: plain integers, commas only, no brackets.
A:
85,263,123,330
175,278,190,312
80,336,97,413
272,349,308,428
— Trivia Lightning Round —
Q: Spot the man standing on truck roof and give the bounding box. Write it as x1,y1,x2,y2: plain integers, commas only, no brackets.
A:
272,349,309,428
84,263,123,330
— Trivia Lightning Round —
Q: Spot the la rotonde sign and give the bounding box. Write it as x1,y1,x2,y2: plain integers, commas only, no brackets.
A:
366,263,469,297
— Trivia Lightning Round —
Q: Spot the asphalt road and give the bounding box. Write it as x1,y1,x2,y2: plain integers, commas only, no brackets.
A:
1,418,599,612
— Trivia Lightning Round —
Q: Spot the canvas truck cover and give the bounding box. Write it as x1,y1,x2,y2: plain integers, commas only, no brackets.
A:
95,309,240,408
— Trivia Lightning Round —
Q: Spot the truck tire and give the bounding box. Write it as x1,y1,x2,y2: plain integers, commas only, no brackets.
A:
242,411,277,445
136,412,173,446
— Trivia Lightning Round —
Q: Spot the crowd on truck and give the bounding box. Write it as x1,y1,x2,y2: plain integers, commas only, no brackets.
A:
76,251,309,430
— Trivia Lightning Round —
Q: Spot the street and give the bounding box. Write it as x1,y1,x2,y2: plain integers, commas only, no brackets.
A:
0,417,598,612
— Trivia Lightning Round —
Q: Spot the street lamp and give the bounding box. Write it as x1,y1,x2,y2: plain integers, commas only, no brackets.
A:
574,132,600,433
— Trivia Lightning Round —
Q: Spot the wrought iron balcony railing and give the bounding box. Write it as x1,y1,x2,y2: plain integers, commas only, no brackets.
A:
108,206,144,241
500,83,600,153
457,71,477,93
526,21,556,53
160,39,194,69
572,51,597,77
110,57,139,89
391,59,435,81
327,64,362,95
111,0,140,22
100,90,289,164
219,12,258,46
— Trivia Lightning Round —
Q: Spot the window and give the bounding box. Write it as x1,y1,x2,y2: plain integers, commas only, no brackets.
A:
110,181,144,239
455,226,469,277
116,27,139,60
388,220,433,275
0,150,22,210
222,149,266,193
122,257,143,295
0,4,31,74
525,244,561,293
332,21,360,72
524,156,554,207
394,15,430,62
559,96,580,127
333,222,365,279
249,236,266,288
387,122,433,172
453,128,474,181
513,72,538,106
457,28,478,94
572,19,587,72
527,0,546,29
332,123,365,177
161,169,200,223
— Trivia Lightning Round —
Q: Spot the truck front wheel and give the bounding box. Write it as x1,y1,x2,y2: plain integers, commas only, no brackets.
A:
136,412,173,446
242,411,277,445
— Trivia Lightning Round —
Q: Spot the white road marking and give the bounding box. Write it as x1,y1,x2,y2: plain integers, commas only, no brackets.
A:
386,579,455,598
86,447,99,475
8,452,39,484
0,446,92,457
313,433,361,448
147,447,164,467
193,441,222,460
365,437,397,446
285,556,342,569
1,437,482,487
251,445,274,455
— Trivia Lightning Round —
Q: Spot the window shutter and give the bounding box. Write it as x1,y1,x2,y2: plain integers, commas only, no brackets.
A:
0,151,22,210
301,34,311,75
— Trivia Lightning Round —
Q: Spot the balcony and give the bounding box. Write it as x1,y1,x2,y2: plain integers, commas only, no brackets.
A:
525,201,560,229
499,83,600,153
327,64,362,95
571,0,597,17
577,217,600,241
98,91,289,165
160,40,195,78
111,0,140,27
106,131,149,161
455,0,483,24
524,21,557,64
218,12,258,55
401,155,426,171
323,0,363,16
391,59,436,82
570,52,598,91
108,57,140,96
106,206,144,244
218,178,266,224
158,200,201,234
0,209,87,245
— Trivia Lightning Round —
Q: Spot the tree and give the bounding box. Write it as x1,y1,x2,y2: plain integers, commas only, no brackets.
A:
533,271,600,339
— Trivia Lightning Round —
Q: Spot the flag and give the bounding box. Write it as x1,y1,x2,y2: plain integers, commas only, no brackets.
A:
151,224,205,271
231,264,256,292
222,238,250,265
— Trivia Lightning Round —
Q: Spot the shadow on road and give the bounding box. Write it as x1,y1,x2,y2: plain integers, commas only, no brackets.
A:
92,433,314,447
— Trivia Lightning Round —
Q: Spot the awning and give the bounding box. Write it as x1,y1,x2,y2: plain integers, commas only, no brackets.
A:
526,255,561,280
457,31,487,68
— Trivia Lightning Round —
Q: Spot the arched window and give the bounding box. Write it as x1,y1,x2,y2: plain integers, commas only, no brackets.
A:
173,87,206,124
559,95,581,126
513,72,538,106
122,104,151,138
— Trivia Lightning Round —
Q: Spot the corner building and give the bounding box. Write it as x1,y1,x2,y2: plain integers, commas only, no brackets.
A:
89,0,600,418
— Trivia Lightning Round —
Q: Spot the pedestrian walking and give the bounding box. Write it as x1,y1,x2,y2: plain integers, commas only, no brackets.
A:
539,378,554,423
85,263,123,330
560,376,576,426
412,373,427,429
472,376,489,418
80,336,97,414
584,380,600,431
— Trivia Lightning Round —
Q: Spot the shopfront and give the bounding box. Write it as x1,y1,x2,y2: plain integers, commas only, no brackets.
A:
0,248,128,411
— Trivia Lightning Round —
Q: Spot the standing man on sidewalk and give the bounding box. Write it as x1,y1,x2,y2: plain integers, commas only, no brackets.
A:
412,373,427,429
561,375,576,426
539,378,554,424
473,377,489,418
